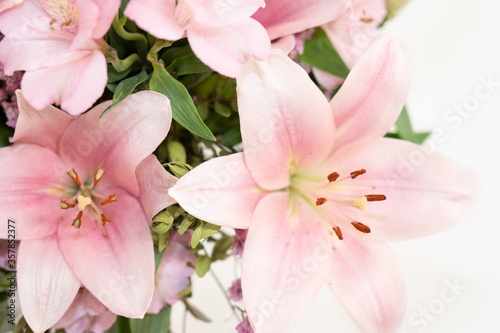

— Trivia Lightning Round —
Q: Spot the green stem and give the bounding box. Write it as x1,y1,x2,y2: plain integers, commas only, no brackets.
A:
107,51,141,72
112,15,149,57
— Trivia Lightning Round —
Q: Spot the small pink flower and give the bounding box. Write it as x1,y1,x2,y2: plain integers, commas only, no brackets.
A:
52,288,117,333
148,231,196,313
232,228,247,257
169,35,481,332
228,278,243,302
0,0,120,115
124,0,271,78
236,317,254,333
0,91,176,332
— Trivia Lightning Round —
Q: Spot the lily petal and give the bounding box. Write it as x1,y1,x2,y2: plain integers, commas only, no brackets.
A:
58,91,172,196
92,0,121,38
252,0,348,40
124,0,185,41
328,138,481,241
237,49,335,190
327,235,406,333
185,0,264,27
169,153,265,229
187,18,271,78
0,144,68,240
12,91,73,152
136,155,178,222
242,193,332,332
21,50,107,115
330,34,411,149
18,236,81,333
58,191,155,318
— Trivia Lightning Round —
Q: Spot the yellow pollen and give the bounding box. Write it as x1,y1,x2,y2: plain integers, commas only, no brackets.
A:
77,195,92,211
353,196,367,211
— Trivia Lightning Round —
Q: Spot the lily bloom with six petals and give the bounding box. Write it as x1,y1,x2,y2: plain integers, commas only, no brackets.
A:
0,91,177,333
169,35,481,332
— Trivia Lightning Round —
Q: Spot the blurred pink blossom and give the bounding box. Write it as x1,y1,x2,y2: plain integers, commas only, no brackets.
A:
228,278,243,302
52,289,117,333
148,231,196,313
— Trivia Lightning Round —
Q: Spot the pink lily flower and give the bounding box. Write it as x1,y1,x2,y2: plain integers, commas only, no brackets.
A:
52,288,117,333
124,0,271,78
148,231,196,313
252,0,350,40
0,91,177,332
169,35,481,332
314,0,388,91
0,0,120,115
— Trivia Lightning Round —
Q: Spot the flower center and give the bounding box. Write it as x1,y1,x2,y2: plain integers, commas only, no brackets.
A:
40,0,80,33
59,168,117,229
292,168,386,241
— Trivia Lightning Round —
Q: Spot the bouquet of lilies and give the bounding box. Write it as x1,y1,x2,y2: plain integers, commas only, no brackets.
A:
0,0,480,332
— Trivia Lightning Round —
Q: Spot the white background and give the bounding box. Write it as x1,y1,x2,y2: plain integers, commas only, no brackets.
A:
171,0,500,332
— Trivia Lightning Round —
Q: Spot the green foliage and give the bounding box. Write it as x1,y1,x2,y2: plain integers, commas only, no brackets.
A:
212,235,234,261
195,255,211,277
393,106,431,144
129,306,171,333
297,27,350,78
102,69,149,118
149,61,216,141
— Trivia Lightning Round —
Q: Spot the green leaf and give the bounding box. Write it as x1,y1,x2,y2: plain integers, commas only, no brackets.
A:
184,300,211,322
297,27,349,78
105,316,132,333
166,161,192,178
191,224,203,248
172,54,212,76
101,69,149,119
107,64,133,83
158,231,169,253
195,255,211,277
395,106,417,142
199,223,221,239
214,101,232,117
129,305,171,333
212,235,234,261
178,216,196,235
218,126,242,147
167,140,187,163
154,245,165,273
149,62,216,141
415,131,432,144
386,0,411,21
152,210,174,234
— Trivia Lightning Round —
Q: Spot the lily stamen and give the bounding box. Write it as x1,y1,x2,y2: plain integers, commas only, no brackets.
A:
59,199,75,209
327,172,340,182
67,169,81,186
350,169,366,179
365,194,387,201
72,211,83,228
351,221,371,234
101,194,117,206
316,197,327,206
332,226,343,240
